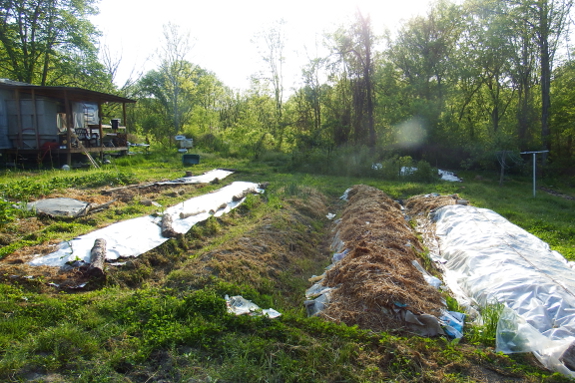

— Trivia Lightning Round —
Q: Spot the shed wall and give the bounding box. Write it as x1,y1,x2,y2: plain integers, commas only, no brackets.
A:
0,89,11,149
6,98,59,149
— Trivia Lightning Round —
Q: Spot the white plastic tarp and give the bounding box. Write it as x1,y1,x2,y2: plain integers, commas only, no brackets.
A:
155,169,232,185
433,204,575,375
29,181,260,267
401,167,462,182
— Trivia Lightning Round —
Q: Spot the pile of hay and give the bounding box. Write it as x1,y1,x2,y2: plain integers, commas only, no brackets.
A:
318,185,445,333
404,193,460,216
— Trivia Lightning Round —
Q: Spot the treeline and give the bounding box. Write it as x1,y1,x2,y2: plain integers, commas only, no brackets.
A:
1,0,574,173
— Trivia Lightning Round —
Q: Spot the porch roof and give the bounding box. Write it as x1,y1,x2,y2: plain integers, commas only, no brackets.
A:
0,79,136,104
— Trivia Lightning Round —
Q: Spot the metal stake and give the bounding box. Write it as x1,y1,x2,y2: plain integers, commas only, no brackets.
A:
521,150,549,197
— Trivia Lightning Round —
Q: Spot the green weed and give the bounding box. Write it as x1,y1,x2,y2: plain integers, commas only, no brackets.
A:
467,302,505,347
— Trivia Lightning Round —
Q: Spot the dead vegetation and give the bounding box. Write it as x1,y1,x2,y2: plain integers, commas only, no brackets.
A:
405,193,460,216
318,185,445,332
164,187,331,306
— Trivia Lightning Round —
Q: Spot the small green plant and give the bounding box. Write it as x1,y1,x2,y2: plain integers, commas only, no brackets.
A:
468,302,505,347
0,198,18,224
444,294,464,313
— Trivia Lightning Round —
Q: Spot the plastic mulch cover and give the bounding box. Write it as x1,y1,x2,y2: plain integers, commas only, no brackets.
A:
29,181,261,267
434,204,575,376
27,198,90,217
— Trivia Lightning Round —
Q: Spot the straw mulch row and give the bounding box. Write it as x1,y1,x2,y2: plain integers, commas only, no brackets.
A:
319,185,445,333
405,193,462,216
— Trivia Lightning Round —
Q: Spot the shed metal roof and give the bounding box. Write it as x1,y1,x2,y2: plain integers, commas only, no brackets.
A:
0,79,136,104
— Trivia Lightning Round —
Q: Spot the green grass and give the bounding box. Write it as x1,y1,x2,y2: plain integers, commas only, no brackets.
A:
0,151,574,382
467,302,506,347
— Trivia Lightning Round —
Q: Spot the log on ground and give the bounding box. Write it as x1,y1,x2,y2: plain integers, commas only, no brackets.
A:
88,238,107,277
161,214,178,238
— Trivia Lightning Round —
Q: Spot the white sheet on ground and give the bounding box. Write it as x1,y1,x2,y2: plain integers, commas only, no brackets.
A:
437,169,462,182
434,204,575,376
155,168,233,185
29,181,260,267
400,166,462,182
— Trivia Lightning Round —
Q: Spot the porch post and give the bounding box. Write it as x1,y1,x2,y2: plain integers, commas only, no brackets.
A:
15,88,22,147
122,103,127,133
31,89,40,149
98,101,104,160
64,90,72,166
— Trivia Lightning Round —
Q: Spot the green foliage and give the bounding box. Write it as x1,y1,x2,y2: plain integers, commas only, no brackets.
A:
468,302,505,347
409,160,440,183
176,290,227,319
0,198,18,224
0,0,108,88
444,294,464,313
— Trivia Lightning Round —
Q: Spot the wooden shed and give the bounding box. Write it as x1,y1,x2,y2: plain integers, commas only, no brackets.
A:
0,79,136,166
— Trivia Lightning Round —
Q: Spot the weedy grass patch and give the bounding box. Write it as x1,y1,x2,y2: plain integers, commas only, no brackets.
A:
0,153,574,382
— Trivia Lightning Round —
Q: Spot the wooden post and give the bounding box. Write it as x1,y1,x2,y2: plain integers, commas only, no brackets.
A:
98,101,103,154
88,238,107,277
64,90,72,166
31,89,40,149
122,103,127,133
15,88,23,147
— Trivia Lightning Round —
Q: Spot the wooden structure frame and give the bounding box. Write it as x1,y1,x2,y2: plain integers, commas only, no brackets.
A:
0,80,136,165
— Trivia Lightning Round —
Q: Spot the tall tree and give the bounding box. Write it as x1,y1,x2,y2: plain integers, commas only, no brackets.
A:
461,0,517,136
550,59,575,163
523,0,573,151
253,19,286,149
492,0,573,150
0,0,102,86
136,24,202,145
327,11,377,147
387,0,463,146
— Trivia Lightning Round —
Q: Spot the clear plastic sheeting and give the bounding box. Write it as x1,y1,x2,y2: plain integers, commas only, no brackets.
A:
26,198,90,217
29,181,261,267
225,295,281,318
411,259,443,289
434,204,575,376
304,283,333,317
437,169,462,182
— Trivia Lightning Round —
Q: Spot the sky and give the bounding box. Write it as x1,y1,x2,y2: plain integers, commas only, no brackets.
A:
91,0,434,92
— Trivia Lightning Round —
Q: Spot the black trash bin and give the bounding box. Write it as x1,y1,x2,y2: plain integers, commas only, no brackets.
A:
182,154,200,166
